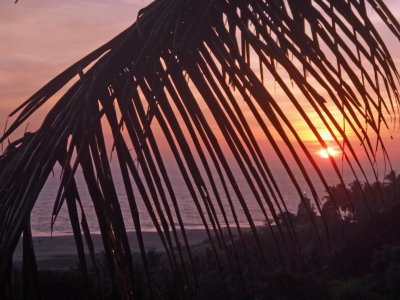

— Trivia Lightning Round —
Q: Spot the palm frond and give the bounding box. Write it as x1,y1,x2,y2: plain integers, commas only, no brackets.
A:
1,0,399,297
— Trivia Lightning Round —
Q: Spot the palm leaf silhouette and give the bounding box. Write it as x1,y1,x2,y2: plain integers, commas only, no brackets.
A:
1,0,399,297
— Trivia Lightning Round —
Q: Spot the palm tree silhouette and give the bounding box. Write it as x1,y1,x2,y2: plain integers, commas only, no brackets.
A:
0,0,399,297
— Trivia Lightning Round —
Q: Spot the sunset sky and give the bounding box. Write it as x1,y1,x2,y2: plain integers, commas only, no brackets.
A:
1,0,400,177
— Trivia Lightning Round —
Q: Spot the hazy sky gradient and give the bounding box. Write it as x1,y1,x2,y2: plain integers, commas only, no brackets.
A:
1,0,399,173
0,0,151,127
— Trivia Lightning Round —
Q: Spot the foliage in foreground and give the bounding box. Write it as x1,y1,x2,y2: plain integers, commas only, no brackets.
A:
7,246,400,300
1,0,400,298
4,175,400,299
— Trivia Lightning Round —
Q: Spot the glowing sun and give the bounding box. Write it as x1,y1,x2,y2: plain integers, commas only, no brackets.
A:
318,147,338,158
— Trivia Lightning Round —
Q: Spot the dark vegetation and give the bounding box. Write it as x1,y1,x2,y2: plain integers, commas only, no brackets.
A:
4,173,400,299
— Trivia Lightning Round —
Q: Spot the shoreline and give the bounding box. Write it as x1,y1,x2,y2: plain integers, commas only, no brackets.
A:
13,229,218,270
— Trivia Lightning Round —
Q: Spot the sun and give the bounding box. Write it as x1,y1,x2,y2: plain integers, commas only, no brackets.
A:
318,147,338,158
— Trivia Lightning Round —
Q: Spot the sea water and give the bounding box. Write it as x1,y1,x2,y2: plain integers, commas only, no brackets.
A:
30,164,371,237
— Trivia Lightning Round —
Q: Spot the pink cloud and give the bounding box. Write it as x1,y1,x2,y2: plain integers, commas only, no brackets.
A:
0,0,152,134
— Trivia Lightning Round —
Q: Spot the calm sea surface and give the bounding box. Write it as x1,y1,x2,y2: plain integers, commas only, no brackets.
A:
30,165,377,236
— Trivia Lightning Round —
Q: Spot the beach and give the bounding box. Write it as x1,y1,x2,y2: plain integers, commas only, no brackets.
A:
13,229,210,270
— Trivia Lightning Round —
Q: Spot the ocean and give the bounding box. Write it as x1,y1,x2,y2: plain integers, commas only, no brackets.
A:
30,164,375,237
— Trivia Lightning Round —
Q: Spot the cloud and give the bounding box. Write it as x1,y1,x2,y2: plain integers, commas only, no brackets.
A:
0,0,152,134
0,0,399,145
